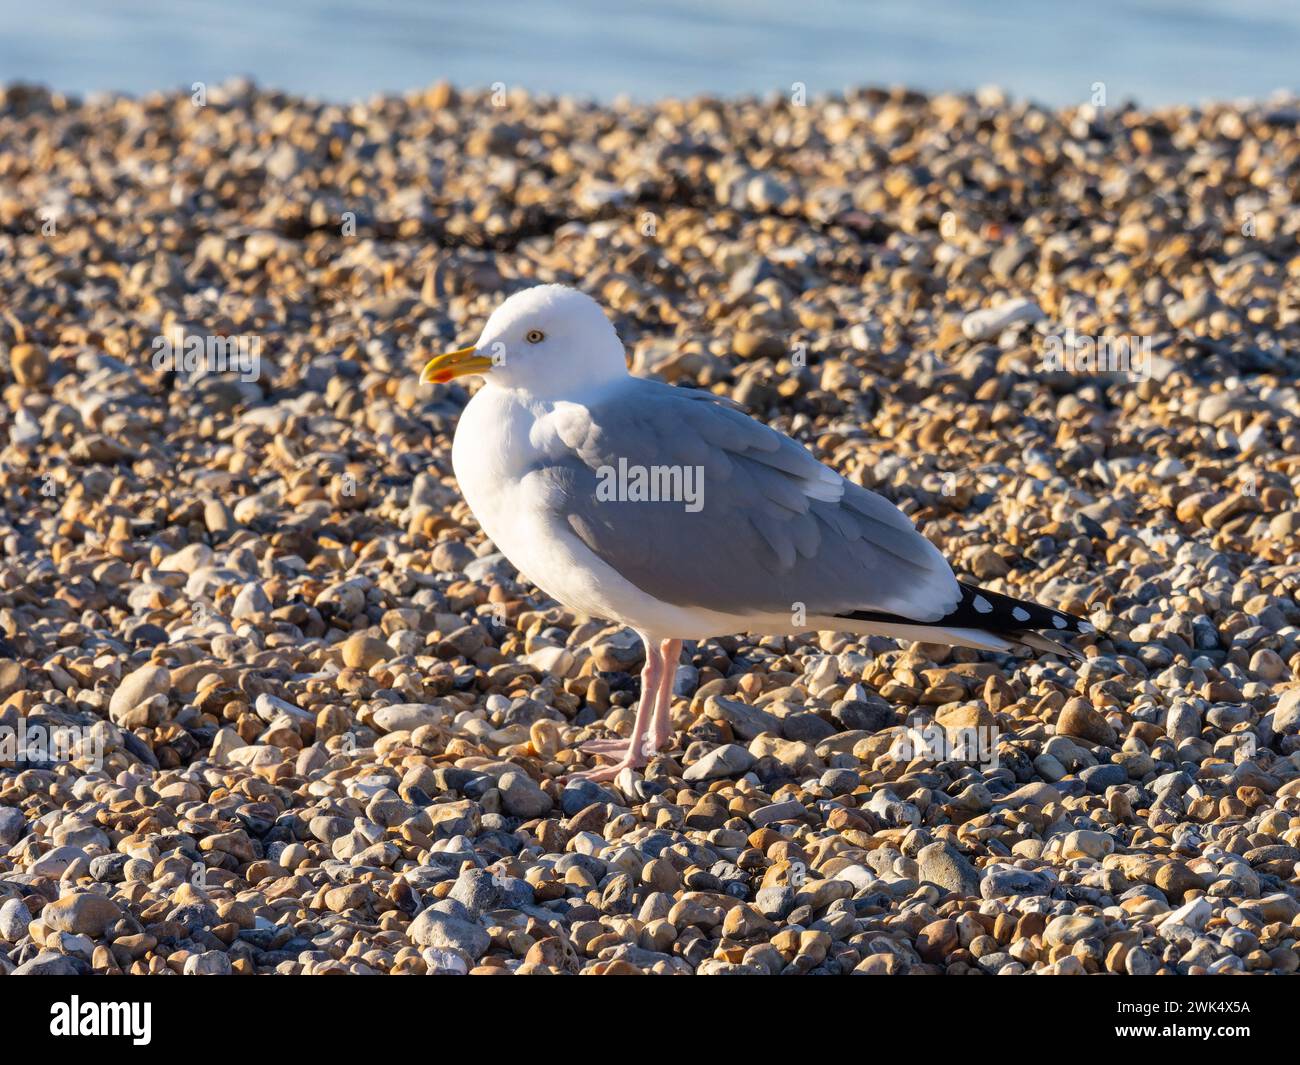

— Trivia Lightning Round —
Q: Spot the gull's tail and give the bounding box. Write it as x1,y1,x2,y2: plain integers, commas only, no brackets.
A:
831,582,1100,659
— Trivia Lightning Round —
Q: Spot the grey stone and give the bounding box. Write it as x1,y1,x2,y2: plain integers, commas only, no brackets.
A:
1273,688,1300,736
1165,702,1203,744
1033,752,1068,781
449,869,500,918
755,885,796,920
916,841,980,897
672,665,699,697
0,898,31,942
561,779,620,816
1080,763,1127,792
183,950,233,975
463,553,515,582
408,909,490,960
750,799,806,826
231,582,271,619
683,743,754,781
0,807,24,846
819,768,861,793
780,712,836,743
830,698,892,733
981,865,1055,899
703,696,780,740
371,702,452,733
429,540,476,572
1123,951,1164,972
12,952,86,975
497,771,552,819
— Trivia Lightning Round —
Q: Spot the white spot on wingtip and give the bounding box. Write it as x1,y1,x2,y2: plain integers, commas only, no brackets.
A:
973,595,993,614
1078,621,1095,634
1052,615,1068,629
1012,606,1031,622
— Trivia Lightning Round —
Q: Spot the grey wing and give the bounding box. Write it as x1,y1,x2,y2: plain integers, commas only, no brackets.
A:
531,380,960,622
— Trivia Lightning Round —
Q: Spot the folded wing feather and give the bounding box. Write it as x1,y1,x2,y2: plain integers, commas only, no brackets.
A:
529,379,961,622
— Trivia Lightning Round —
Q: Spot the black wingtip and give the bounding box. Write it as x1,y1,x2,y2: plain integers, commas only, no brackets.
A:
952,582,1101,639
836,581,1105,642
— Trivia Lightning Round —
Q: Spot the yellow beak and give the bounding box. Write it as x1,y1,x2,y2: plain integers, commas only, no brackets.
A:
419,345,494,385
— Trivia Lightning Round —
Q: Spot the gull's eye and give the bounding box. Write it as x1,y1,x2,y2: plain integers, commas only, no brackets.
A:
525,329,545,344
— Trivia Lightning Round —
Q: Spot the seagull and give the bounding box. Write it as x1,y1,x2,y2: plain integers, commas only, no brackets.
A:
421,284,1095,781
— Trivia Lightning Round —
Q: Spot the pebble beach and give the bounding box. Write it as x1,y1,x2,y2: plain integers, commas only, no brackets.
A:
1,79,1299,976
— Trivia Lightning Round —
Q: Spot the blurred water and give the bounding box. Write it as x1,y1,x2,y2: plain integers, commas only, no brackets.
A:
1,0,1297,106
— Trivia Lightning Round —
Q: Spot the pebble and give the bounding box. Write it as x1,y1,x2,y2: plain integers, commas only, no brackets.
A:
750,799,807,826
107,664,171,722
184,951,234,976
497,771,553,818
0,898,32,941
41,894,123,938
0,807,24,846
341,633,391,669
408,909,491,961
12,953,85,976
981,866,1055,899
917,841,981,897
961,298,1044,340
1044,914,1106,947
683,744,755,781
11,343,50,387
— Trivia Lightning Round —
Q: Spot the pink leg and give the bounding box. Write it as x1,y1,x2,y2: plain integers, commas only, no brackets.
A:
651,638,682,751
569,635,663,782
579,638,681,759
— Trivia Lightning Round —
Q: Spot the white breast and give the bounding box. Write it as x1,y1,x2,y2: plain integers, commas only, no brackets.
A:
451,388,587,597
451,386,539,562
